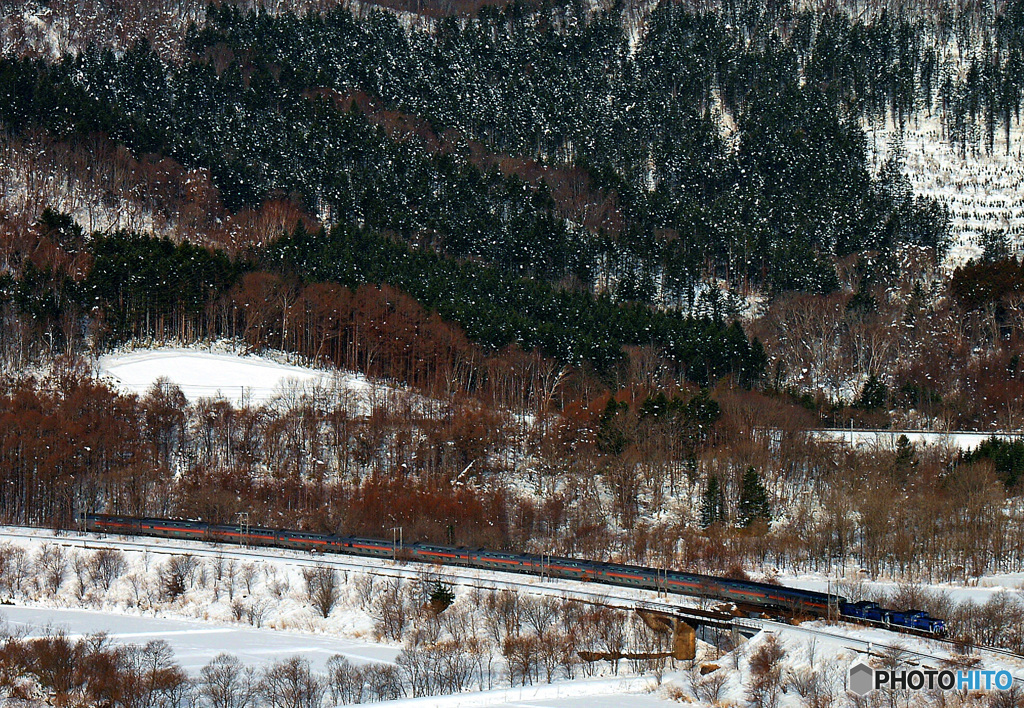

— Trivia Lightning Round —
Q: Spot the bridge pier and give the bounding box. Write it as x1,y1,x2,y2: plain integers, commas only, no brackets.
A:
636,609,696,660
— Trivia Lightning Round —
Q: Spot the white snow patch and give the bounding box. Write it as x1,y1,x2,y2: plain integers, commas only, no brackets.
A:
369,677,667,707
96,346,372,407
866,115,1024,268
811,428,1022,451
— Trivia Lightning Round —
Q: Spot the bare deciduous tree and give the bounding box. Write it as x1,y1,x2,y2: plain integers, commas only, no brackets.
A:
747,634,785,708
259,657,324,708
362,664,403,702
240,563,259,595
0,544,30,598
90,548,128,592
162,554,199,601
373,579,409,641
200,653,259,708
246,600,269,628
693,666,731,704
72,551,92,602
325,656,364,706
502,635,540,687
36,544,68,596
302,564,340,619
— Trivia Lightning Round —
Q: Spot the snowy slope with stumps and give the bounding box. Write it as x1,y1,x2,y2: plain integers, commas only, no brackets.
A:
867,115,1024,267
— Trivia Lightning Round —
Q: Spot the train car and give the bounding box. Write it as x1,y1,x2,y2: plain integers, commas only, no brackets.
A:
337,537,395,558
886,610,911,626
515,555,591,581
841,600,879,620
706,578,833,614
88,515,209,541
86,515,137,535
570,559,837,615
208,523,279,547
910,613,945,634
276,530,332,552
471,549,533,573
413,544,473,565
592,562,655,589
840,601,945,635
863,605,888,623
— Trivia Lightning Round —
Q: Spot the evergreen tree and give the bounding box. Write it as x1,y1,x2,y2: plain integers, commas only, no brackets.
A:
428,581,455,614
737,467,771,527
596,399,630,456
701,474,725,527
962,436,1024,488
857,373,888,411
682,389,722,447
981,229,1011,262
894,434,917,472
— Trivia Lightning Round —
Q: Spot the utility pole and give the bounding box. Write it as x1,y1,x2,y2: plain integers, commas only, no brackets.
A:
391,526,403,562
237,512,250,549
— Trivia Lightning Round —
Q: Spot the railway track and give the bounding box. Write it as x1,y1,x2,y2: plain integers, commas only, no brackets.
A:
0,528,694,616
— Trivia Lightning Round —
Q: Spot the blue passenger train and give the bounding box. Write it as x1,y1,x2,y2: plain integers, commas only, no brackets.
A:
81,514,945,635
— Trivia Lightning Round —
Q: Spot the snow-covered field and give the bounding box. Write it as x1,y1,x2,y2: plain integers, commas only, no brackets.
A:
0,605,397,672
96,346,375,408
372,680,671,707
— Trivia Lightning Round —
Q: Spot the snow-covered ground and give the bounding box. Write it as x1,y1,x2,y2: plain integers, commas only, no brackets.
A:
0,526,699,623
0,606,397,672
362,677,668,708
491,695,670,708
776,568,1024,606
0,526,678,685
96,346,375,408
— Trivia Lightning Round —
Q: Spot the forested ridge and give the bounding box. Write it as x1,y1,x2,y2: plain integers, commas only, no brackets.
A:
0,0,966,298
1,215,764,387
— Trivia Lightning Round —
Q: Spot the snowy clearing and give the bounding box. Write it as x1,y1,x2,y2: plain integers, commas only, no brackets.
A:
96,346,374,407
